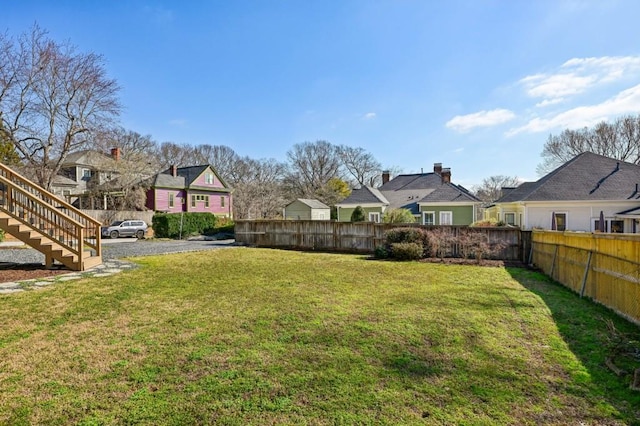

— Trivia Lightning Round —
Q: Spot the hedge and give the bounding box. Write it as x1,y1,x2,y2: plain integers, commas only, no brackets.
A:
152,212,217,239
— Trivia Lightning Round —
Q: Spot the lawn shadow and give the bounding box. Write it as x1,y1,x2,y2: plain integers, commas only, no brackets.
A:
505,266,640,424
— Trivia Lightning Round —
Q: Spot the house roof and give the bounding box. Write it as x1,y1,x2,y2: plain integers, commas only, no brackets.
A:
495,152,640,203
381,173,479,214
337,172,479,214
293,199,330,209
62,150,116,169
337,186,389,206
148,164,231,190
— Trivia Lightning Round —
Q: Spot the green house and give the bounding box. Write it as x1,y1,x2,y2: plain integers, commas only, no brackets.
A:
336,163,480,224
284,199,331,220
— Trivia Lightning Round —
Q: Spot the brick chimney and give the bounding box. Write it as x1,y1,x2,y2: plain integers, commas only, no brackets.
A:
382,170,390,185
110,147,121,161
433,163,442,174
441,167,451,183
170,165,177,177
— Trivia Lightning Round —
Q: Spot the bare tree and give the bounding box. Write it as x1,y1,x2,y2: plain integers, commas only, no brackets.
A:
0,25,120,189
538,115,640,175
192,144,240,180
87,128,160,210
337,145,382,187
155,141,195,169
232,157,287,219
473,175,520,203
284,140,343,203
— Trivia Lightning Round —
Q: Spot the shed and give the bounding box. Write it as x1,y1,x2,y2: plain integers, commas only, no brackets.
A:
284,199,330,220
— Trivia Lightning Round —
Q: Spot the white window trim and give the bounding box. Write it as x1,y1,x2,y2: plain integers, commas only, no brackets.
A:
439,211,453,225
368,212,381,223
422,211,435,225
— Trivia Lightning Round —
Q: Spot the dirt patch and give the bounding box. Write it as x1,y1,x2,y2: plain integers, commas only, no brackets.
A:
0,263,70,283
420,257,526,268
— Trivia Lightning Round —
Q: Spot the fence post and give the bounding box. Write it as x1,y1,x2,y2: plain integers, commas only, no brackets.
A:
550,245,559,279
580,251,593,298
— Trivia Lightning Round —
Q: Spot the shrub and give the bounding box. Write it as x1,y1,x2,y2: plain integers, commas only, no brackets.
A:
471,218,506,227
152,212,217,239
458,230,508,262
390,242,423,261
383,227,431,259
351,206,365,222
374,245,389,259
382,208,416,224
426,228,455,259
0,228,4,242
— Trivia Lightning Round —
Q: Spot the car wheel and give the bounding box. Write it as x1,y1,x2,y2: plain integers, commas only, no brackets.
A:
110,230,119,239
135,230,145,239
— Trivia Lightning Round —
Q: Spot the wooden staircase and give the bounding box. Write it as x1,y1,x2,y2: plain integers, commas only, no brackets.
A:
0,163,102,271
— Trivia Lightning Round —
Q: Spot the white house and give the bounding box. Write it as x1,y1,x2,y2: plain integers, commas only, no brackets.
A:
485,152,640,233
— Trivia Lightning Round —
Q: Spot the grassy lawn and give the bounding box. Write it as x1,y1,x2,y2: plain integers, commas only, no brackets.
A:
1,248,639,425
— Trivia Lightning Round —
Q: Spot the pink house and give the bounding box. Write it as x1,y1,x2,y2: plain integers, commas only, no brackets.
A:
146,165,233,218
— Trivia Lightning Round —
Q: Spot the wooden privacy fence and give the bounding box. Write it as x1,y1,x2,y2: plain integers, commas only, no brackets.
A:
235,220,524,260
532,230,640,326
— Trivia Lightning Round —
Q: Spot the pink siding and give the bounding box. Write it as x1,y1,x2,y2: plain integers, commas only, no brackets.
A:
193,168,225,188
187,191,233,217
152,189,187,212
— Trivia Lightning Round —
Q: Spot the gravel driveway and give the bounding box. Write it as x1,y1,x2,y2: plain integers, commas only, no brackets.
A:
0,239,238,265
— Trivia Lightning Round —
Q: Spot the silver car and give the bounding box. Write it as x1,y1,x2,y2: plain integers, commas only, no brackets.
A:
101,220,148,239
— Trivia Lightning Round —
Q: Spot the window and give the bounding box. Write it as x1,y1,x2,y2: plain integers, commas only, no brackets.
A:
440,211,453,225
552,212,567,231
82,168,91,178
191,194,209,207
369,212,381,223
169,193,174,208
221,196,225,207
594,219,607,232
423,211,435,225
611,220,624,233
205,173,214,184
504,212,516,225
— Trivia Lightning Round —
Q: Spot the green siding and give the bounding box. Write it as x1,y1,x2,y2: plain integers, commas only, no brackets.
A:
337,206,383,222
285,201,312,220
419,205,475,225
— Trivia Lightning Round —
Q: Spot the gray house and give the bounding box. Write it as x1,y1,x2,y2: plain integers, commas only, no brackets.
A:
284,199,331,220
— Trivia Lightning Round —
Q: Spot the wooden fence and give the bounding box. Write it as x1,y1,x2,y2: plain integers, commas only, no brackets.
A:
235,220,524,260
531,230,640,325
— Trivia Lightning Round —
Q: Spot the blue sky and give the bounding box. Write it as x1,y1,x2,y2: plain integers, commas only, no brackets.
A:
5,1,640,187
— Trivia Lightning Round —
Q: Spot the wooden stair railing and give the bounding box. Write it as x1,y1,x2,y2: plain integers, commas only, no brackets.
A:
0,163,102,271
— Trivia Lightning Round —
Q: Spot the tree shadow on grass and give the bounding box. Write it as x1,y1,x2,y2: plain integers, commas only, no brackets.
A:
506,266,640,425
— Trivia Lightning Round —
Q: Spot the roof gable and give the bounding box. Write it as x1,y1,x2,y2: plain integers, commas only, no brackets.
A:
337,186,389,205
378,172,479,213
294,198,330,209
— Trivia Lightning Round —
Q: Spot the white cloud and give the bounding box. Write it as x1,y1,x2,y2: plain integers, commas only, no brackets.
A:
520,55,640,104
507,83,640,136
362,112,377,120
535,98,565,108
454,147,464,153
521,73,596,99
446,109,515,133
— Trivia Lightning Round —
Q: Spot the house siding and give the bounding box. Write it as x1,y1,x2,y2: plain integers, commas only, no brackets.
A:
419,205,475,225
337,206,384,222
285,201,312,220
192,168,226,189
187,191,232,217
150,189,187,212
